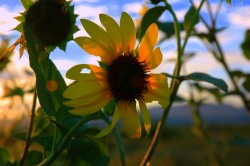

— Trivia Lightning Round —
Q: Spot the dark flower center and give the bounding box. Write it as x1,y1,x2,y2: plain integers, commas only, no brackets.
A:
107,54,149,101
25,0,71,46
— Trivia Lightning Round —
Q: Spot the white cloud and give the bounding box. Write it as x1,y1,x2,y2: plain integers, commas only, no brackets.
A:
185,52,221,73
74,4,108,37
122,2,142,14
85,55,100,66
75,4,108,20
10,51,29,70
0,5,22,35
175,9,187,21
227,6,250,28
224,51,250,72
53,59,78,71
216,27,244,47
72,0,100,4
168,0,182,4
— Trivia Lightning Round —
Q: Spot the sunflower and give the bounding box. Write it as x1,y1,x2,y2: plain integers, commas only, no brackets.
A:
15,0,78,52
63,12,170,138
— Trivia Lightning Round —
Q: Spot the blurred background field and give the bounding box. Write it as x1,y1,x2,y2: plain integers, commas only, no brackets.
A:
1,120,250,166
109,126,250,166
1,102,250,165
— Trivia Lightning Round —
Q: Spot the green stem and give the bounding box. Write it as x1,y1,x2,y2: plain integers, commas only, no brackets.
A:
190,100,223,166
206,0,215,27
140,1,206,165
100,111,126,166
141,3,181,166
199,0,250,112
181,0,206,55
19,86,37,166
214,0,223,24
213,36,250,112
140,83,180,166
166,3,182,72
38,112,101,166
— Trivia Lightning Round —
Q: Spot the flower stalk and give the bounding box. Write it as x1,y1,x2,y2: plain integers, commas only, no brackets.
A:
189,99,223,166
140,0,206,165
38,112,101,166
19,86,37,166
196,0,250,113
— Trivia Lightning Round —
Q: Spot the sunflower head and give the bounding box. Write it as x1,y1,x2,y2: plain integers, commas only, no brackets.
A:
149,0,164,5
16,0,78,52
64,12,170,138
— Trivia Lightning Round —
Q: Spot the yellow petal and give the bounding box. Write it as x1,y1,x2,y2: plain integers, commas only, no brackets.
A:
143,74,170,108
95,101,125,138
138,100,151,136
142,47,163,70
100,14,123,56
80,19,115,57
80,19,111,47
112,101,126,125
138,23,158,62
122,101,141,138
63,80,108,99
95,124,114,138
120,12,136,54
64,89,111,107
68,93,112,116
75,37,113,64
65,64,107,82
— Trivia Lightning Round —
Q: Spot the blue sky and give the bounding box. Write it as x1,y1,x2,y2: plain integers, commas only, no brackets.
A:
1,0,250,106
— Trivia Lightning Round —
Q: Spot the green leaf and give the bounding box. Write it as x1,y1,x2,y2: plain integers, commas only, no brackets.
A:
242,76,250,92
32,108,55,138
99,112,126,162
184,6,200,33
192,83,223,103
3,87,25,98
64,131,109,166
23,23,72,123
27,108,55,156
157,21,184,38
103,99,116,116
0,147,10,165
13,23,23,32
194,27,227,43
58,42,67,52
231,70,245,77
139,6,166,40
223,90,239,97
229,135,250,146
98,61,109,71
182,52,196,62
226,0,232,5
14,15,25,22
24,151,43,166
187,72,228,93
241,29,250,60
23,23,75,157
174,95,186,102
20,0,33,9
192,82,203,92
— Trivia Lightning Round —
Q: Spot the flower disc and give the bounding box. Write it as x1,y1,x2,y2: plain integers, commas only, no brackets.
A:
25,0,72,46
107,54,149,101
